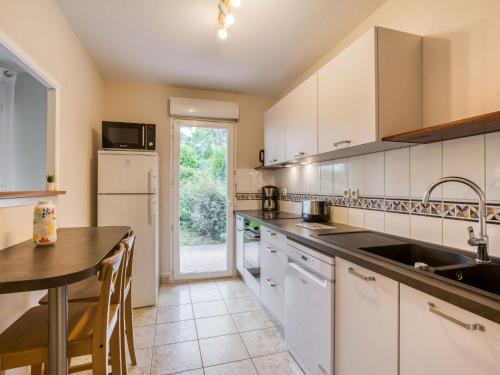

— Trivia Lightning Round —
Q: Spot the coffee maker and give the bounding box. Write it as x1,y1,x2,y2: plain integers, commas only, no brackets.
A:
261,186,279,211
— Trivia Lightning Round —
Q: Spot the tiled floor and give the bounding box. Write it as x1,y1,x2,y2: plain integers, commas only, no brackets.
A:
128,277,304,375
180,244,227,274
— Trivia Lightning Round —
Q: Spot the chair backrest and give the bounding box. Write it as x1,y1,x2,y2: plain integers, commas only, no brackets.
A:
94,243,126,345
121,231,136,279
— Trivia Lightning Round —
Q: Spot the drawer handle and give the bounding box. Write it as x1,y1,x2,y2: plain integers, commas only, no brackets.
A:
293,152,305,158
427,302,485,331
266,246,277,253
333,139,351,147
266,279,277,287
267,230,277,236
270,158,278,162
348,267,375,281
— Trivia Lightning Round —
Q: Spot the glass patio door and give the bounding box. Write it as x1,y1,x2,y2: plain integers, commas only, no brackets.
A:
172,119,234,280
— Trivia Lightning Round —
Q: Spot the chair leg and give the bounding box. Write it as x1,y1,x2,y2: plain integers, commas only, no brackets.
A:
92,338,109,375
31,364,43,375
120,306,127,374
110,324,122,375
125,293,137,365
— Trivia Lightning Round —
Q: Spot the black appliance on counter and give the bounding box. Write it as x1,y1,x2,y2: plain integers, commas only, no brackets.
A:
261,185,279,211
102,121,156,151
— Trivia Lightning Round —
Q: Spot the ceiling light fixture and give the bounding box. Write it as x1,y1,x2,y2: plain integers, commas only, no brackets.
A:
217,0,239,40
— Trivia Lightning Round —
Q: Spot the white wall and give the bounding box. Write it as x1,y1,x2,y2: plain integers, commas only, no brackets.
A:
0,1,103,373
13,73,47,191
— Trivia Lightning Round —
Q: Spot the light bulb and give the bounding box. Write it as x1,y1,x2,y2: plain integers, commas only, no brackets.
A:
218,28,228,40
230,0,241,7
224,13,235,26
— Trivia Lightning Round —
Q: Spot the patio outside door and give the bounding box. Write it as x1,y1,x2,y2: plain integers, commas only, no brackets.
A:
172,119,234,280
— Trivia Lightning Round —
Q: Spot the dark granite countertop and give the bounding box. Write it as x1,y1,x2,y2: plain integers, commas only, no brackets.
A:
235,210,500,324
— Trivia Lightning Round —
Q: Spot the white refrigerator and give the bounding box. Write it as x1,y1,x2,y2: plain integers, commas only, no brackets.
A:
98,150,159,307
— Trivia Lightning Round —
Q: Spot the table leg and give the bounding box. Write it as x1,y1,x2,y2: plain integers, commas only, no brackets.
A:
48,286,68,375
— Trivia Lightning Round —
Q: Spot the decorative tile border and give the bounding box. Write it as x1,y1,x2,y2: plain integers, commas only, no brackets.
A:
235,192,262,201
271,192,500,225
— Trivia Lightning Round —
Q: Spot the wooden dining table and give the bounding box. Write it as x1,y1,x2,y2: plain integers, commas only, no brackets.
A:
0,226,130,375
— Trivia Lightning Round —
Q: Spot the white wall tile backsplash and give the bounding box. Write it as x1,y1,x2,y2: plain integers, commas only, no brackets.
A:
348,155,364,196
384,147,410,198
235,169,275,193
364,151,384,197
442,135,485,201
410,143,442,199
320,161,334,194
332,206,348,224
364,210,385,232
486,132,500,203
333,158,348,196
410,215,442,245
385,212,410,237
442,219,480,251
348,208,365,227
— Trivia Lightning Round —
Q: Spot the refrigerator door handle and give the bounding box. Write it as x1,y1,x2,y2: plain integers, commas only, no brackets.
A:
149,195,153,225
149,169,157,194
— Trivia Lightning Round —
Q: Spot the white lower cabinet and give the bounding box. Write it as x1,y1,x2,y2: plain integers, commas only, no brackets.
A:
235,215,244,274
400,284,500,375
259,238,287,326
335,258,399,375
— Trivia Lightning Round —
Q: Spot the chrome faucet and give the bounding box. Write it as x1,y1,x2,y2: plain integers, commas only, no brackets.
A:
422,176,490,263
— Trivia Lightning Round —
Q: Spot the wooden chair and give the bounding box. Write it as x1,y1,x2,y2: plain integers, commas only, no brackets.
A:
39,231,137,367
0,244,126,375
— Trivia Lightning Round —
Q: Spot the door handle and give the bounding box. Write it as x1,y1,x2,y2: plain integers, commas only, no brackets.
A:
333,140,351,148
427,302,485,331
266,279,277,287
348,267,375,281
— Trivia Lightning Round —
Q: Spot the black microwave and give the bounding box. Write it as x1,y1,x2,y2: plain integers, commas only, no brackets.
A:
102,121,156,151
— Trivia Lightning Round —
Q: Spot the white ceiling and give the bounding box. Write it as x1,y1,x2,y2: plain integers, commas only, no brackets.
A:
56,0,386,97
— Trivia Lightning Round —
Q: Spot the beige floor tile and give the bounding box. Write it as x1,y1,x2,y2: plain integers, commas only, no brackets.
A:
127,347,153,375
135,325,156,348
160,282,189,294
252,352,304,375
175,370,204,375
232,310,275,332
218,284,253,299
151,341,202,375
204,359,258,375
190,288,222,303
133,307,157,326
240,328,287,357
195,315,237,339
192,300,228,318
154,320,198,346
158,290,191,306
216,277,245,287
199,334,249,367
188,279,218,291
224,296,262,314
157,304,194,323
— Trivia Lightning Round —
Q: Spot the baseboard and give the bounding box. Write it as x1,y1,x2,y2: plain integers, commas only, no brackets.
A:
159,273,171,283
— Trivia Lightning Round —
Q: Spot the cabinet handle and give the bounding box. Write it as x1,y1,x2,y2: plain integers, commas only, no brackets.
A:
266,279,277,287
265,246,277,253
270,158,278,162
348,267,376,281
427,302,485,331
293,152,305,158
333,140,351,147
267,230,276,236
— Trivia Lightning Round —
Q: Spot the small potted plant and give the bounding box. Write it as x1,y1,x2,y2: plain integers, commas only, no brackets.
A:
46,174,56,191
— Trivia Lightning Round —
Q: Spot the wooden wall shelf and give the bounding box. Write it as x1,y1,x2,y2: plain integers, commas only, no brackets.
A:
382,110,500,144
0,191,66,199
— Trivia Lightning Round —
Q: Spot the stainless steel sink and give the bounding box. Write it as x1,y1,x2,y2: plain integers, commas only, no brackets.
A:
359,243,473,269
434,264,500,296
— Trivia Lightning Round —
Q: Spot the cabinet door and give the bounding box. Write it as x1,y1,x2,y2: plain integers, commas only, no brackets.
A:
285,73,318,161
260,242,287,325
318,28,377,153
400,285,500,375
235,217,244,273
335,258,398,375
264,100,286,165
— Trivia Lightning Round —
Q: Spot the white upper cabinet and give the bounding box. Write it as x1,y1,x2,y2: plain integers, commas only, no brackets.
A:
318,27,422,153
285,73,318,161
264,98,286,165
400,285,500,375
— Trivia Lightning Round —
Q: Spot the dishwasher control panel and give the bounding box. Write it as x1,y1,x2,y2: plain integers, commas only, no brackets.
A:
286,239,334,280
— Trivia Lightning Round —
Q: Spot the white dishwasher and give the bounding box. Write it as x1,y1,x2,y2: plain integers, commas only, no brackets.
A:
285,239,334,375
